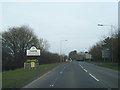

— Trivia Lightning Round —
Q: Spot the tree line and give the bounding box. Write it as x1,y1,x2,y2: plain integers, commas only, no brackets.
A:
89,28,119,63
1,26,61,71
68,28,119,63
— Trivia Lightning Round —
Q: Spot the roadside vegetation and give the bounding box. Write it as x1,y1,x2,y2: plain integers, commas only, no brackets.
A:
2,63,61,88
71,27,119,71
85,61,119,71
0,25,68,88
0,25,68,71
86,28,119,71
88,28,119,63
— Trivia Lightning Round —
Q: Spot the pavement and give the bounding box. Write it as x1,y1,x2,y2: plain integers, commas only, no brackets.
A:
23,61,119,89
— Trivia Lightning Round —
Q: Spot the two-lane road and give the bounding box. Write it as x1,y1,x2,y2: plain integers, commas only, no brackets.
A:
23,61,119,89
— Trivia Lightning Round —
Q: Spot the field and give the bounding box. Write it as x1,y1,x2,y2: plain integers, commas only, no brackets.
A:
2,63,61,88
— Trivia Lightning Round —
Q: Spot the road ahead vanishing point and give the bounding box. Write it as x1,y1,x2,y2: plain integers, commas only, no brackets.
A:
23,61,119,88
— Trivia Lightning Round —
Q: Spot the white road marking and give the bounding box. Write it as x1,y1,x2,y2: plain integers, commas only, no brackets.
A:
50,65,67,87
81,66,83,68
79,64,99,82
89,73,99,81
59,66,66,74
79,65,82,67
83,69,88,72
79,64,83,68
60,71,63,74
50,84,54,87
23,70,52,88
50,76,58,87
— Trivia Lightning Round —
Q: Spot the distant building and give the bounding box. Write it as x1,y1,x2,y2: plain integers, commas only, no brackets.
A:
76,54,84,61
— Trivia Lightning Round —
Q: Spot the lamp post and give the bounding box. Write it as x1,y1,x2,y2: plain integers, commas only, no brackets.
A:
98,24,115,35
60,40,68,62
98,24,115,63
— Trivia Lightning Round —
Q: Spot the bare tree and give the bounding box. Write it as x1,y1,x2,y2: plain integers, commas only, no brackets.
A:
2,26,40,70
38,38,50,52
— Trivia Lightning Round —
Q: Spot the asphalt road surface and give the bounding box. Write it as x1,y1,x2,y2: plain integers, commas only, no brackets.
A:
23,61,119,89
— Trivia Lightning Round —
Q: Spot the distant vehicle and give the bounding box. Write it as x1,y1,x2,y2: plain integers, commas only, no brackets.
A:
68,58,72,62
70,60,72,62
66,59,68,62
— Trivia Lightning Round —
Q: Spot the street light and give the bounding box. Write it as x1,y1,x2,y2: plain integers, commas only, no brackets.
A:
98,24,104,26
60,40,68,62
97,24,115,62
97,24,115,35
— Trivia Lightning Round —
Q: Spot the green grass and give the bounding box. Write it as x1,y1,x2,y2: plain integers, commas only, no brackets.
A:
2,63,61,88
85,61,120,71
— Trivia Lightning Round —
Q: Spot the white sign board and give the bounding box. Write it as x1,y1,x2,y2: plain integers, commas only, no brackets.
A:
27,46,40,56
85,53,92,59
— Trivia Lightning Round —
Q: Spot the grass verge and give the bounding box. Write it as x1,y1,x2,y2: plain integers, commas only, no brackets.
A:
2,63,61,88
85,61,120,71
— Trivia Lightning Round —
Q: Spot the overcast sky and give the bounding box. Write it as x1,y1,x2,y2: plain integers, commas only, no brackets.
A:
1,2,118,55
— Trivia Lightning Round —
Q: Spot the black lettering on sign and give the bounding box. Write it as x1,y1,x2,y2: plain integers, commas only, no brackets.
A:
30,50,37,52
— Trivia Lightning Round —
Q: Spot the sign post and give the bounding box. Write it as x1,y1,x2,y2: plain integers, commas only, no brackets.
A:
24,46,41,70
27,46,40,56
102,48,110,62
31,62,35,68
85,53,92,61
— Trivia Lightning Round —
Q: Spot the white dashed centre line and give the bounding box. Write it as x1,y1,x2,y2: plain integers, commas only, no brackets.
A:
50,66,67,87
89,73,99,81
81,66,83,68
79,64,83,68
59,66,66,74
83,69,88,72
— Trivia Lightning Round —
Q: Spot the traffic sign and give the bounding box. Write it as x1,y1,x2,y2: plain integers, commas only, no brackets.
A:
102,48,110,58
31,62,35,68
27,46,40,56
85,53,92,59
